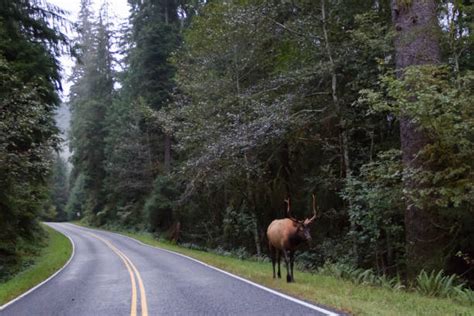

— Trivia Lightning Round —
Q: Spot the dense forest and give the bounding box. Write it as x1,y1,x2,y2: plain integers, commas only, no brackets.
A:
0,0,70,279
1,0,473,288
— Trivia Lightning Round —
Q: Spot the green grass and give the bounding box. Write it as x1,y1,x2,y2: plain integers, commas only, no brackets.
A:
75,223,473,315
0,225,73,306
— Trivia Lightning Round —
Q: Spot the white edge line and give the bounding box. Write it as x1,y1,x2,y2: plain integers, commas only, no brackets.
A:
69,223,340,316
0,223,76,311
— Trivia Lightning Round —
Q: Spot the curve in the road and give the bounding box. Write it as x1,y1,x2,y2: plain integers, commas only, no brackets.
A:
1,223,342,316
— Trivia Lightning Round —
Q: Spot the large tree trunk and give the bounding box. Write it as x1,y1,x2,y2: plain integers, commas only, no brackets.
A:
391,0,443,275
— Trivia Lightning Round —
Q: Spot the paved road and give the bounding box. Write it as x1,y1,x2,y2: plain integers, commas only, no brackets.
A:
1,223,339,315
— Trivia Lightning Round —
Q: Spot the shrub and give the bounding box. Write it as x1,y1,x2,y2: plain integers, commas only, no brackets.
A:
144,175,178,231
415,270,465,298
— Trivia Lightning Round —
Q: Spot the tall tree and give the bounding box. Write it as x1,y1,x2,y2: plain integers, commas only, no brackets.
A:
103,98,154,224
0,0,67,275
69,0,114,223
391,0,443,273
127,0,180,174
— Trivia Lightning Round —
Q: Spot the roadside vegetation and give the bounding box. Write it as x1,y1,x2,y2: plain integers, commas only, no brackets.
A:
0,225,72,306
0,0,69,280
77,223,473,316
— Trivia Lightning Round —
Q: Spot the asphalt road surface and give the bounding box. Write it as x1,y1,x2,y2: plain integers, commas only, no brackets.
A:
1,223,340,316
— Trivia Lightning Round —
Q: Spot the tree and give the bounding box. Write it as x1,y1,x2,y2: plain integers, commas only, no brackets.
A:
103,98,154,225
391,0,444,274
46,152,69,221
69,1,114,224
126,0,181,173
0,0,67,276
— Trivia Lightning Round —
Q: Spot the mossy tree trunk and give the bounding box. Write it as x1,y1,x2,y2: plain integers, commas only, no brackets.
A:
391,0,444,276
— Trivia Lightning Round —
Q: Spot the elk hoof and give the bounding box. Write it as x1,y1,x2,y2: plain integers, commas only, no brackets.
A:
287,275,292,283
277,272,281,278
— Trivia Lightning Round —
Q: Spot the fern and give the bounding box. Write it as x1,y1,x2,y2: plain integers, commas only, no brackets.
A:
454,288,474,305
378,274,405,290
318,262,405,290
416,270,465,298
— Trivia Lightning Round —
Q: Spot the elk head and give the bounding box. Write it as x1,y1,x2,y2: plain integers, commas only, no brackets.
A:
285,194,318,242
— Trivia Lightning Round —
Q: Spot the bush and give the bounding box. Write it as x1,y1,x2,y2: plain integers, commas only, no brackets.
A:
295,251,320,271
144,175,178,231
415,270,465,298
222,203,257,251
341,150,405,271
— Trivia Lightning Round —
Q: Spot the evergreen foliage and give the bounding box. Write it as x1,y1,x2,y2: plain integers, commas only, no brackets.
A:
0,0,67,276
68,1,114,224
44,153,69,221
65,173,87,221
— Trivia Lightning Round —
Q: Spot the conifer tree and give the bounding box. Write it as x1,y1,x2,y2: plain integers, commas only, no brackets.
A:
127,0,180,173
0,0,67,272
69,0,114,223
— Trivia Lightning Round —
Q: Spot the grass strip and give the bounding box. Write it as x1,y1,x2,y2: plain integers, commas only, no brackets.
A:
0,224,73,306
76,223,472,316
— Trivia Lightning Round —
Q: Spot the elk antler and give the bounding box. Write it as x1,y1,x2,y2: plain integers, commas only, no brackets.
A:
284,197,298,221
284,197,290,212
307,194,317,223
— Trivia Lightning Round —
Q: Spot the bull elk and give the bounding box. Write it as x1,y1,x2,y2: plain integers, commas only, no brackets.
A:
266,195,317,282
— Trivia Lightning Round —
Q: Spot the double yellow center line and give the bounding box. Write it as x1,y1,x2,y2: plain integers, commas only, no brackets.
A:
86,232,148,316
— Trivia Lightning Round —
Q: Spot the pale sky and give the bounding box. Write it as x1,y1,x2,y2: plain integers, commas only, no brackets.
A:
47,0,131,99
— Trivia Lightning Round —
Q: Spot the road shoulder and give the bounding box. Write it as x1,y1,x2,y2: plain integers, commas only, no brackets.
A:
0,223,74,309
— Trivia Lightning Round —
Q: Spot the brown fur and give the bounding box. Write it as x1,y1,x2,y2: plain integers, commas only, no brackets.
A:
267,219,300,250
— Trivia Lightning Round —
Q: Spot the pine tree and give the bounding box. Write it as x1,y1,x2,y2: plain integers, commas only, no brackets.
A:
103,98,154,224
0,0,67,275
126,0,180,173
69,0,114,224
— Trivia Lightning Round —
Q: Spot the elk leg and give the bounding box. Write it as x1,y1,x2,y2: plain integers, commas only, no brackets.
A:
270,245,276,278
283,250,291,283
289,251,295,282
277,250,281,278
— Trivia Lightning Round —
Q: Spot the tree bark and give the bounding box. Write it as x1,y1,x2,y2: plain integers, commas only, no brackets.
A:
391,0,444,275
